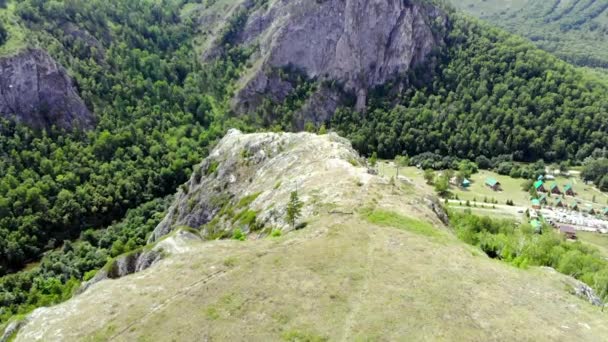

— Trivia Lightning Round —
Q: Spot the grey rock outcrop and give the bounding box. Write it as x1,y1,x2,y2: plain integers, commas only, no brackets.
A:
0,48,94,130
150,129,371,242
0,318,27,342
77,249,163,295
79,229,202,293
200,0,446,119
573,282,603,307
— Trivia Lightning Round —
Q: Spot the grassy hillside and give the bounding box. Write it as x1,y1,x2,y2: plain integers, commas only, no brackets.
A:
1,0,608,329
452,0,608,68
11,173,608,341
6,129,608,340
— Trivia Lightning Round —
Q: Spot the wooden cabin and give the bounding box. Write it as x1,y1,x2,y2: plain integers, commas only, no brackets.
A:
531,199,541,210
485,178,501,191
549,182,561,195
570,201,579,211
534,180,546,193
564,184,575,197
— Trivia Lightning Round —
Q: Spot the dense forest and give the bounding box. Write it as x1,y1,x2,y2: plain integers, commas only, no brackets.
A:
1,0,608,326
331,15,608,162
0,0,242,275
453,0,608,69
0,0,249,323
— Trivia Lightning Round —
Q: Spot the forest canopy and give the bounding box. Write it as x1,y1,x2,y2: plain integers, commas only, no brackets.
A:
331,15,608,162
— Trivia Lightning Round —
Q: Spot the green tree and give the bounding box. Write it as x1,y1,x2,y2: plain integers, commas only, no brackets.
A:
286,191,303,229
424,169,435,185
434,174,450,198
0,22,7,46
318,124,327,135
394,155,409,178
600,175,608,192
369,152,378,168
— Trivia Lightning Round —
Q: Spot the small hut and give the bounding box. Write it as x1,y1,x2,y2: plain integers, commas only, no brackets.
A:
570,201,579,211
531,199,541,210
485,178,501,191
462,178,471,188
549,182,562,195
539,194,548,205
564,184,575,197
534,180,546,193
555,198,564,208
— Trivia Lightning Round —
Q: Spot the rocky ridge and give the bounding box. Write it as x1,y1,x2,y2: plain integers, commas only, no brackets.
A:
150,128,371,242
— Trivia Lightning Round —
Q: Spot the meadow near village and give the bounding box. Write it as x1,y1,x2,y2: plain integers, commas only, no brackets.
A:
377,156,608,245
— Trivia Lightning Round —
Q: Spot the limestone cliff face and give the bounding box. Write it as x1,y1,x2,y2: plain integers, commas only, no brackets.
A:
201,0,446,121
0,48,94,130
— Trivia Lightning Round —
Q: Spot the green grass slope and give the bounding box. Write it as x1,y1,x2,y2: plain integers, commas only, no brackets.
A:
452,0,608,68
14,213,608,341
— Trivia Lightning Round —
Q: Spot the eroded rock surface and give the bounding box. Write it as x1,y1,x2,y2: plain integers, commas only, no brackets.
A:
150,129,370,242
0,48,94,130
200,0,446,121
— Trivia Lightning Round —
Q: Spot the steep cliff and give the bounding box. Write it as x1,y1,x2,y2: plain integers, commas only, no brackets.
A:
0,48,94,130
199,0,446,124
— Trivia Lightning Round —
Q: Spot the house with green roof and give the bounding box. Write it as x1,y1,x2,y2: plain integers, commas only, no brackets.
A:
564,184,575,196
549,182,561,195
534,180,546,192
485,178,501,191
555,198,564,208
531,199,541,209
604,208,608,217
570,201,579,211
462,178,471,188
539,194,548,205
587,205,596,215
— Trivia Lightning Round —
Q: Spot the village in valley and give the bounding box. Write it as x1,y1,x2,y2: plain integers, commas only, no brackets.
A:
378,161,608,245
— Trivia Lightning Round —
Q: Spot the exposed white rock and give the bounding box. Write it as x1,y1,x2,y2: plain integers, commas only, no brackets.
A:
149,129,368,242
